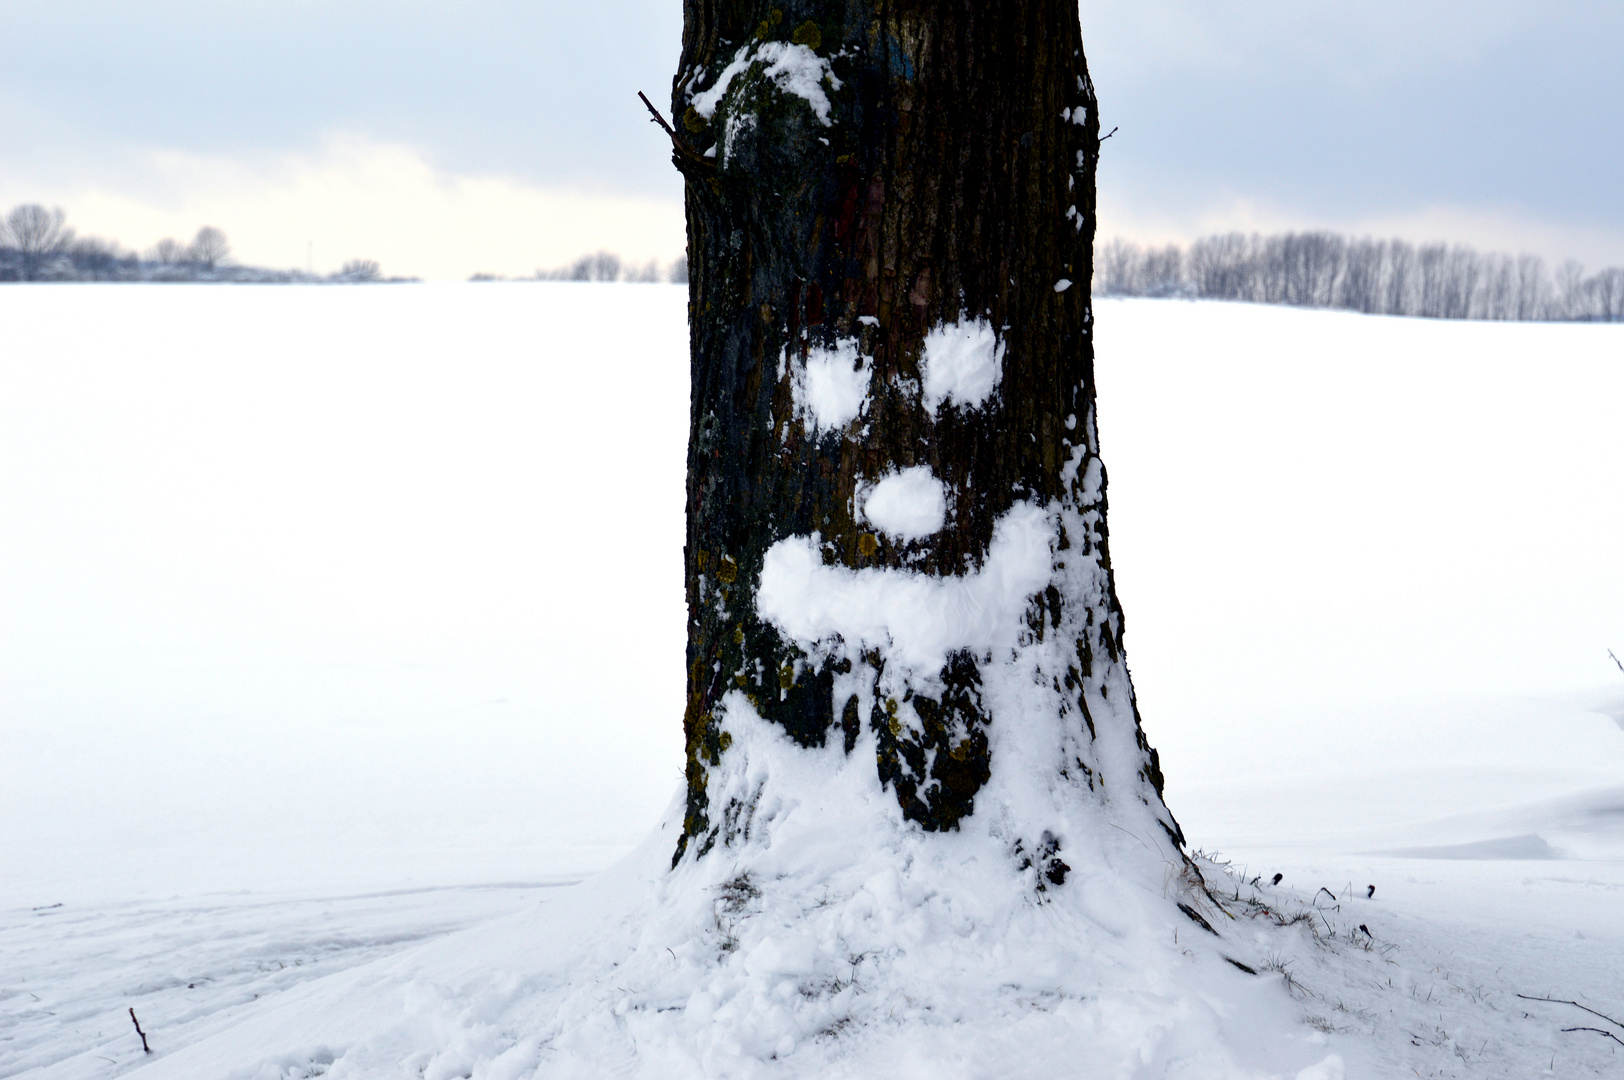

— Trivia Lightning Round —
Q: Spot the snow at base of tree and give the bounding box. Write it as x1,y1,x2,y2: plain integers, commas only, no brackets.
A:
87,767,1356,1080
3,287,1622,1078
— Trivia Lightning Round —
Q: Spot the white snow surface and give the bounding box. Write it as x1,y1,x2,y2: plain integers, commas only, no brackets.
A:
854,465,947,540
789,337,871,434
4,289,1624,1078
758,501,1052,674
689,42,840,127
919,317,1004,412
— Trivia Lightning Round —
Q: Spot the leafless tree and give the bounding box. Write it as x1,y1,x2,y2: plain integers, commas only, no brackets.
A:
149,238,187,266
4,204,75,280
1513,254,1549,321
534,250,624,282
1337,238,1384,313
337,259,381,281
1553,260,1587,321
1187,233,1253,301
67,236,126,280
1140,244,1186,296
1379,240,1415,316
624,258,662,283
1478,254,1515,320
668,254,689,284
1090,230,1618,323
190,226,230,271
1590,268,1624,322
573,251,622,282
1094,237,1140,296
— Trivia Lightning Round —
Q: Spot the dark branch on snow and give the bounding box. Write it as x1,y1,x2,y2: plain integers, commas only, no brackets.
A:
1517,994,1624,1032
128,1008,151,1053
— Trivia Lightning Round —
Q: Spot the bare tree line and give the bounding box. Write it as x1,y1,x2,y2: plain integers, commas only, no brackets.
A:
473,251,689,284
0,203,403,283
1096,232,1624,322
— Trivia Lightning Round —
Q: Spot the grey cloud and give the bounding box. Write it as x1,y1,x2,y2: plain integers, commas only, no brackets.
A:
1081,1,1624,240
2,1,1620,255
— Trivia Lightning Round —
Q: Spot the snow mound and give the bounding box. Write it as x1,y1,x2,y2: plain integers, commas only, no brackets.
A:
127,710,1338,1080
1592,683,1624,731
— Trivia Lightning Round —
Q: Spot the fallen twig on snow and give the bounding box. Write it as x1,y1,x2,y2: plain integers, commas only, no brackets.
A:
1561,1026,1624,1048
128,1008,151,1053
1516,994,1624,1031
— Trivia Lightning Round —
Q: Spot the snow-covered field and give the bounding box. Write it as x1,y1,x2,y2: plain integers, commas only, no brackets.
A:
3,286,1621,1077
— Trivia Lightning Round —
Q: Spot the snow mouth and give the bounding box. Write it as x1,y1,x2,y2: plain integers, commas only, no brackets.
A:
756,500,1057,675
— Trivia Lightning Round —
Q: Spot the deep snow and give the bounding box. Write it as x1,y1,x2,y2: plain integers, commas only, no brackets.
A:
3,287,1622,1077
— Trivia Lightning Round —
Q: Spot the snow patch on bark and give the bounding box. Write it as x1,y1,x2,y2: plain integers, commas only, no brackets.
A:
920,317,1004,413
690,42,841,127
789,337,871,434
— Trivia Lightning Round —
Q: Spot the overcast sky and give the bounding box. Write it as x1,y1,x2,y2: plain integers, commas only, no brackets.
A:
2,1,1620,280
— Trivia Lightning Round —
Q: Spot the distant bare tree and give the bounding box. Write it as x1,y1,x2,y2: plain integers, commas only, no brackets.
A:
1090,229,1616,323
1591,268,1624,322
1479,255,1514,320
149,238,187,265
1382,241,1416,316
624,258,662,283
190,226,230,271
574,251,622,282
533,251,627,282
1553,260,1586,321
1187,233,1252,300
668,254,689,284
1094,237,1139,296
1140,244,1186,296
1513,254,1549,321
4,204,75,280
1273,232,1343,307
67,236,126,280
1449,247,1477,319
1338,238,1384,313
337,259,381,281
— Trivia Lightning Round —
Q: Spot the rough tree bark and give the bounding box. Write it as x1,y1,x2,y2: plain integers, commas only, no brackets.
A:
667,0,1183,870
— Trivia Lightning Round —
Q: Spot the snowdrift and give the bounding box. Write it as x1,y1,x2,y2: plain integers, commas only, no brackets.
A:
3,288,1622,1078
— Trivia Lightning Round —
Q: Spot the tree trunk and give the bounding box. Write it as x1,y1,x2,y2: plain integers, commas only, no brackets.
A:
669,0,1183,872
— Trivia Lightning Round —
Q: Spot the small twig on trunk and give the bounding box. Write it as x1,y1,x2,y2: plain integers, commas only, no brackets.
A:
1608,648,1623,673
1099,125,1118,141
1562,1026,1624,1048
638,92,715,170
1517,994,1624,1031
128,1007,151,1053
637,91,678,139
